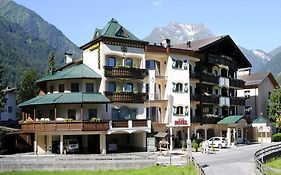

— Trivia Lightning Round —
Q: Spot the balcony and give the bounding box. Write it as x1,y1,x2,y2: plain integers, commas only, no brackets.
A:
201,72,219,84
219,77,229,87
190,94,200,103
219,96,230,107
21,120,151,133
230,79,245,89
104,91,147,103
104,66,147,79
190,71,200,80
202,95,219,104
108,119,151,134
208,54,238,70
21,121,109,133
230,97,245,106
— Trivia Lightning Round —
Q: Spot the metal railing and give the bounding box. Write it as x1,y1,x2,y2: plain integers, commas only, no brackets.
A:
254,143,281,175
190,157,205,175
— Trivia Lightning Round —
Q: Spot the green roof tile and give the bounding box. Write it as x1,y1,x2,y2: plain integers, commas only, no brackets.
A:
252,116,269,123
217,115,245,124
93,18,144,42
18,93,110,107
36,64,101,83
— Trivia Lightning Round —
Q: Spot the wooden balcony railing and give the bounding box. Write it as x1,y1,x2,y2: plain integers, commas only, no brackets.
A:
21,120,151,133
202,95,219,104
190,71,200,80
201,73,219,84
21,121,109,133
230,79,245,89
104,91,147,103
208,54,238,70
230,97,245,106
104,66,147,79
190,94,200,103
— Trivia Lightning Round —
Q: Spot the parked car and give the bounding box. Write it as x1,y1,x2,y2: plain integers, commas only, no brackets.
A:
208,137,227,149
57,139,79,153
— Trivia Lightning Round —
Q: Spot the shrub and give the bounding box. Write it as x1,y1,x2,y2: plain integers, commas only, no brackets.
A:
90,117,101,122
272,133,281,142
192,140,199,152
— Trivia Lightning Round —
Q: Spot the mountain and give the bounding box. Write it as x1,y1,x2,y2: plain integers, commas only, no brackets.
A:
269,46,281,57
0,0,82,86
144,21,215,45
239,47,271,72
144,21,270,72
259,52,281,82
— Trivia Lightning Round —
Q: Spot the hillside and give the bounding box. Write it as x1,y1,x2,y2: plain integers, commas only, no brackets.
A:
0,0,82,86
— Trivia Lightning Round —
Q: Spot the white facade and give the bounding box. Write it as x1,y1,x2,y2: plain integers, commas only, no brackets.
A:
237,75,276,121
0,88,17,121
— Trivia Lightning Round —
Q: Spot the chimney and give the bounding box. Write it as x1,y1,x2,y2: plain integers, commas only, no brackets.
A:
186,41,191,48
65,52,73,64
161,38,171,48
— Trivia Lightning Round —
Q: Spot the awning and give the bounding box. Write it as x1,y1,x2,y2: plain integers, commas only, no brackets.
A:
155,132,168,138
19,92,110,107
217,115,245,124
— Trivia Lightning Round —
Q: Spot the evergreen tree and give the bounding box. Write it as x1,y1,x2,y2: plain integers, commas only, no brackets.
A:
268,88,281,132
17,69,39,103
0,61,6,108
45,52,56,75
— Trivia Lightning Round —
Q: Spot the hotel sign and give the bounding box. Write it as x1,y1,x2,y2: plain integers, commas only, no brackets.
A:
174,119,188,125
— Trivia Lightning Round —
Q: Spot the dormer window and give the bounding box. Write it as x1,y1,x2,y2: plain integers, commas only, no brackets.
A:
115,27,128,38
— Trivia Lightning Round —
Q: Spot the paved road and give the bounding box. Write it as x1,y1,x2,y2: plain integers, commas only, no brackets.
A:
193,143,277,175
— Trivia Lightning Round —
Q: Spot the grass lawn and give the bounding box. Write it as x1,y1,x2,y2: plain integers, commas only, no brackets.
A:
266,157,281,169
0,165,196,175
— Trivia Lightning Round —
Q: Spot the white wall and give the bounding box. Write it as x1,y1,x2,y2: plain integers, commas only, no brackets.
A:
0,90,18,121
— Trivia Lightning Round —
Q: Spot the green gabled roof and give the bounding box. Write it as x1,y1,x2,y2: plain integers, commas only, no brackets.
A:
93,18,143,42
217,115,245,124
252,116,269,124
18,93,110,107
36,64,101,84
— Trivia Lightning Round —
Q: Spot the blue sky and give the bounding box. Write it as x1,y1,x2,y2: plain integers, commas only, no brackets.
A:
13,0,281,52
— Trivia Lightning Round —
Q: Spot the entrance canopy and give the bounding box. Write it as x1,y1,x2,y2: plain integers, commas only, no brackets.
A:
217,115,246,124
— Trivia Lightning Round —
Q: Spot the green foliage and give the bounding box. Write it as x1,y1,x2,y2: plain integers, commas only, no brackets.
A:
272,133,281,142
0,165,197,175
192,140,199,152
268,88,281,129
17,69,39,103
45,52,56,75
265,157,281,170
0,1,82,86
90,117,101,122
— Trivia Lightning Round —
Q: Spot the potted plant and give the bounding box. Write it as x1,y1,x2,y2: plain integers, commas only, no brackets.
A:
181,140,187,151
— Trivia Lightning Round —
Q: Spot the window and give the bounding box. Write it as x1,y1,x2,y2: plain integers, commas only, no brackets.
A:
108,82,116,92
244,90,250,99
175,60,183,69
86,83,94,93
71,83,79,92
107,57,116,67
50,85,54,93
59,84,64,92
125,83,133,92
176,106,184,115
88,109,97,118
146,60,160,75
146,107,158,122
175,83,183,92
68,109,76,120
125,58,133,68
8,107,12,113
145,84,149,93
49,110,55,120
112,106,137,120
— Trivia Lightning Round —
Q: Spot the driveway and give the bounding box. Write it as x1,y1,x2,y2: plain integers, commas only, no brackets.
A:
193,142,278,175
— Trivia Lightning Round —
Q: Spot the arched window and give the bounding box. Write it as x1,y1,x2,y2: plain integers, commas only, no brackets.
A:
125,83,133,92
107,56,116,67
175,60,183,69
108,82,116,92
176,106,184,115
125,58,133,68
175,83,183,92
